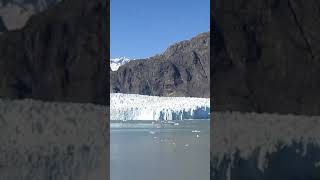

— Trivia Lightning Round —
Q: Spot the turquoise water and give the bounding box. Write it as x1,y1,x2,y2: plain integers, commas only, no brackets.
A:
110,120,210,180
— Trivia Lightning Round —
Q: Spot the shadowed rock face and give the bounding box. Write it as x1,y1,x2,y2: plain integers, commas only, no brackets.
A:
0,0,62,32
0,0,108,105
1,0,60,11
0,17,8,32
111,32,210,98
212,0,320,115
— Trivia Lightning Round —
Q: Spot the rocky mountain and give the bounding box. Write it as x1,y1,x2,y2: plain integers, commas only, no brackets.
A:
110,32,210,98
0,0,108,105
0,1,109,180
212,0,320,115
0,0,61,32
1,0,60,11
110,57,132,71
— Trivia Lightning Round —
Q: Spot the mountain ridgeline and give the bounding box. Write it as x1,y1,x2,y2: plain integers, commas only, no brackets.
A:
110,32,210,98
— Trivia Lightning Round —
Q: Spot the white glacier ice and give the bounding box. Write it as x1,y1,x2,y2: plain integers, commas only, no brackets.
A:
110,57,132,71
110,93,210,121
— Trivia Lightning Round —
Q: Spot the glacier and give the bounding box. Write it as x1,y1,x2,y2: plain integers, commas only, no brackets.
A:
110,93,210,121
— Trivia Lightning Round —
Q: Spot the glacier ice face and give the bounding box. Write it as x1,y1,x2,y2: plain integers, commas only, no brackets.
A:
110,93,210,121
0,98,108,180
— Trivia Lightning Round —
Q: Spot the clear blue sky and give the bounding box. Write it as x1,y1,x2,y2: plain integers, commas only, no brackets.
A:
110,0,210,59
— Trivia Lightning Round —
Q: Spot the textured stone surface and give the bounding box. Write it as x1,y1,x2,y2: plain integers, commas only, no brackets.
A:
0,0,108,105
0,17,8,32
111,32,210,98
0,98,109,180
212,0,320,115
0,0,62,32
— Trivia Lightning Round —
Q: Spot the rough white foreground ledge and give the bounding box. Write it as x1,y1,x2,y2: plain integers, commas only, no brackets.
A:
211,112,320,172
0,98,108,180
110,93,210,121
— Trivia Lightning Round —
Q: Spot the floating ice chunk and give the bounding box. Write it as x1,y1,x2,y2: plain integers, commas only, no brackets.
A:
192,130,201,133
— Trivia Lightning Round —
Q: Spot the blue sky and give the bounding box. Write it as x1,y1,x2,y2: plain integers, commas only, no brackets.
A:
110,0,210,59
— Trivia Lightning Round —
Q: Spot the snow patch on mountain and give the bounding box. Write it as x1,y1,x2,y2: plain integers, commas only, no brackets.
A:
110,93,210,121
0,0,61,32
110,57,132,71
0,3,35,30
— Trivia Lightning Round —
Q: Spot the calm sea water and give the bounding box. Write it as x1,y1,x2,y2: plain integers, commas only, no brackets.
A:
110,120,210,180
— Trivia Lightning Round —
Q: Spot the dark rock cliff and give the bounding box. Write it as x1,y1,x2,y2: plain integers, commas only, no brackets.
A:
1,0,60,11
0,0,108,105
0,17,7,32
0,2,109,180
212,0,320,115
111,32,210,98
0,0,62,31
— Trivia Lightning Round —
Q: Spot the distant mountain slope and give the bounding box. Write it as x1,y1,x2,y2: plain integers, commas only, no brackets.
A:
1,0,60,11
0,0,108,105
0,0,61,32
212,0,320,115
110,32,210,98
0,17,7,33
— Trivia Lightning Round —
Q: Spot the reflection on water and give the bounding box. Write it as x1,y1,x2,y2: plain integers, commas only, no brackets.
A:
111,120,210,180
